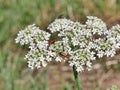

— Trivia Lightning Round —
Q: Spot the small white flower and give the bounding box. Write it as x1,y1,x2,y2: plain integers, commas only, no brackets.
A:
105,49,116,57
41,60,47,67
76,66,84,72
97,50,104,58
86,61,92,71
37,41,48,49
71,37,79,46
55,56,63,62
46,56,52,62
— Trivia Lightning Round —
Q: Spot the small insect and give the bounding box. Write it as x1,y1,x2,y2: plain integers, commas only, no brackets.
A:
59,52,70,58
48,39,56,46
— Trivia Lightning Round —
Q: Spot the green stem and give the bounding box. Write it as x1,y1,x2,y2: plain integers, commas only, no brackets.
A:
73,65,83,90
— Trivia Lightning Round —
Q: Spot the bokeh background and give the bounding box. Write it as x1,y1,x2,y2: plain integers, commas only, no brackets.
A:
0,0,120,90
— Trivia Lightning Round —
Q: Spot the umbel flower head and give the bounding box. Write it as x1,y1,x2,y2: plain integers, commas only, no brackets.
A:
15,16,120,72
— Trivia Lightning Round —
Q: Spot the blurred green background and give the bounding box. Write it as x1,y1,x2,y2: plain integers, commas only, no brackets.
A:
0,0,120,90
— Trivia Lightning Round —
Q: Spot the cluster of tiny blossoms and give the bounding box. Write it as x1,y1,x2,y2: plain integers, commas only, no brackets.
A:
15,24,56,69
15,16,120,72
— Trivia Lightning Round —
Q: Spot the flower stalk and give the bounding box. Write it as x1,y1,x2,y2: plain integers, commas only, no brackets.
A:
73,65,82,90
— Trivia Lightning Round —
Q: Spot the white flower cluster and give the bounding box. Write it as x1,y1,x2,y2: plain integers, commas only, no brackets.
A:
16,16,120,72
48,16,120,72
15,24,55,69
107,24,120,49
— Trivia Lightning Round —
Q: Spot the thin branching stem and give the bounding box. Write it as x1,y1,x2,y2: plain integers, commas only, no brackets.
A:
73,65,83,90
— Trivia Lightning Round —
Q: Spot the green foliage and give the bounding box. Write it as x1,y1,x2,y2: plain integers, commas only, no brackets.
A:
116,0,120,8
107,85,119,90
63,83,72,90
